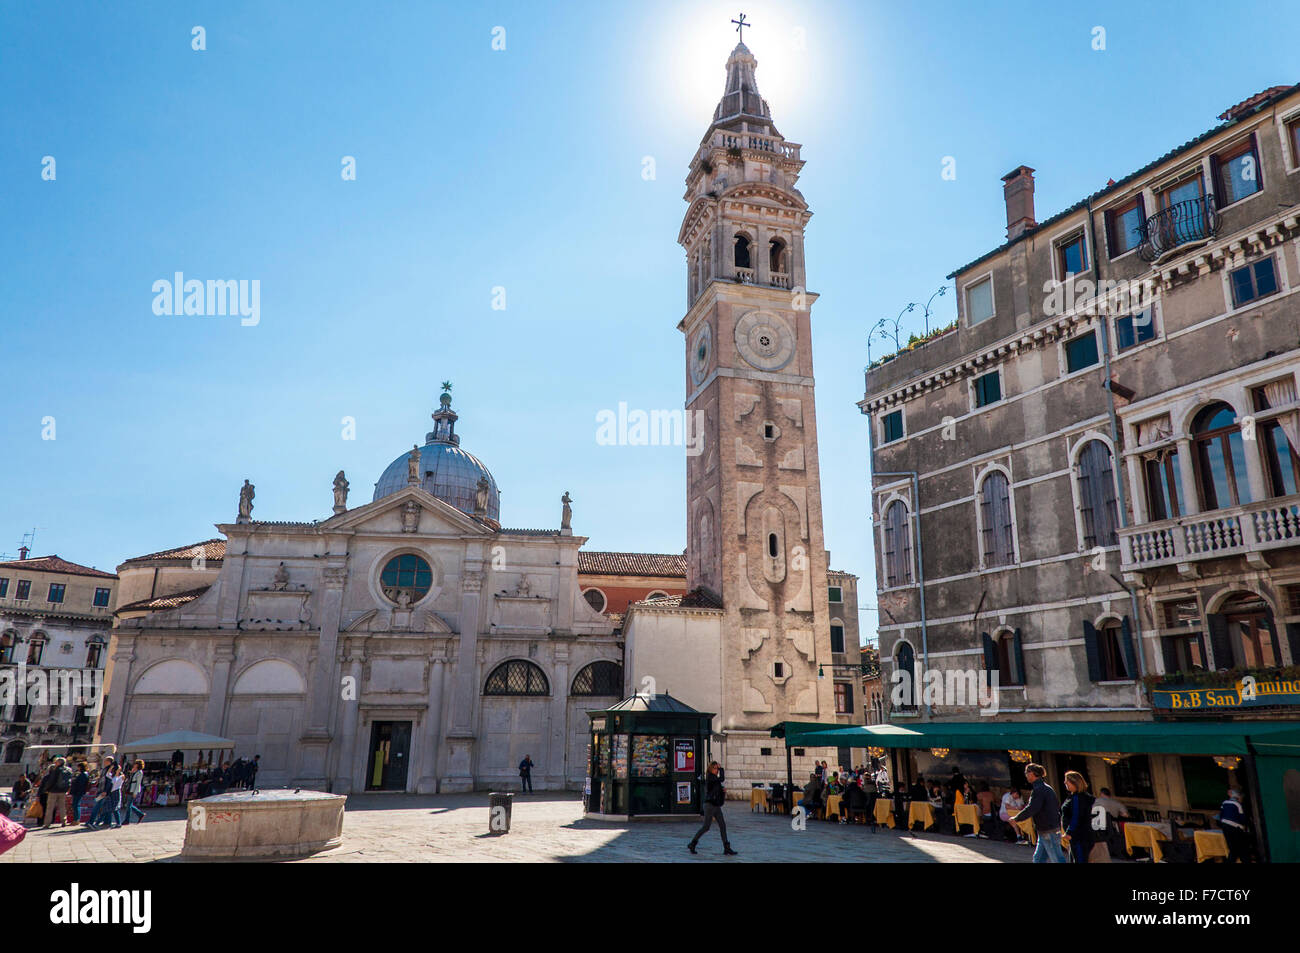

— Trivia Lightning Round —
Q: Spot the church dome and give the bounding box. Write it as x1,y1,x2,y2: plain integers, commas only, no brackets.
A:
372,389,501,522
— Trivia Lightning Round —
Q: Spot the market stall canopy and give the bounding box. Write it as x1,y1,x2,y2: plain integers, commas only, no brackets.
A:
119,730,236,752
769,720,1300,756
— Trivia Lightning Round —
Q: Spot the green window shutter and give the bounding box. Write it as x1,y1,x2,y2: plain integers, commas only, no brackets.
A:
1083,620,1103,682
982,632,996,672
1120,616,1138,679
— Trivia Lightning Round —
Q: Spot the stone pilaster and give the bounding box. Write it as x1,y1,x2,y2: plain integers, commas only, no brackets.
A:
331,643,364,794
442,556,483,792
416,652,447,793
299,562,347,788
203,638,236,736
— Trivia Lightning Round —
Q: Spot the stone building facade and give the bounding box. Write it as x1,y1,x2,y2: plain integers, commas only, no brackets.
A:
860,83,1300,811
0,553,117,778
98,393,624,793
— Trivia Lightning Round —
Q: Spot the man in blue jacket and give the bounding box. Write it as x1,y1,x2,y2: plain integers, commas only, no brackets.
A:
1013,763,1066,863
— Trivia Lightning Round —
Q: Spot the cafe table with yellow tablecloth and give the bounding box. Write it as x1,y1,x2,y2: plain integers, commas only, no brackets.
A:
1014,818,1037,845
824,794,842,819
907,800,936,831
954,803,981,834
874,798,895,828
750,788,768,812
1193,829,1230,863
1124,822,1169,863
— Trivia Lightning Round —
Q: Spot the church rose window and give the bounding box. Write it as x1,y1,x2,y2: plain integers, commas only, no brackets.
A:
484,659,550,696
583,588,607,613
380,553,433,604
571,661,623,696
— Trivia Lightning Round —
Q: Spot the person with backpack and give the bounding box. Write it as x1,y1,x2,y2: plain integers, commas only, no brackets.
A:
687,761,737,856
41,757,73,828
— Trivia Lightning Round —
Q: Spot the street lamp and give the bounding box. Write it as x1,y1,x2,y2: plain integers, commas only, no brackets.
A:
867,302,917,365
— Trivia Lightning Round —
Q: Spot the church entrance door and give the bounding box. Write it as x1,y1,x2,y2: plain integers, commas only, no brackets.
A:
367,721,411,791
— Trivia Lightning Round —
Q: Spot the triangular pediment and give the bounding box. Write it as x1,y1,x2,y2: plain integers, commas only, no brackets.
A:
320,485,495,538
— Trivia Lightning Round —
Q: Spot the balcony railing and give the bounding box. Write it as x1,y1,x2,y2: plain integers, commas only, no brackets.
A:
734,267,755,283
1118,494,1300,572
1138,194,1219,262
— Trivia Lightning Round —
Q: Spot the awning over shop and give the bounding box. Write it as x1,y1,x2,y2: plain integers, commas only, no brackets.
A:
119,730,236,752
769,719,1300,756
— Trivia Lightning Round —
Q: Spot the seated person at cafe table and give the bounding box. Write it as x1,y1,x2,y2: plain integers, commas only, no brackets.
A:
1000,786,1028,843
797,772,824,816
1094,787,1130,858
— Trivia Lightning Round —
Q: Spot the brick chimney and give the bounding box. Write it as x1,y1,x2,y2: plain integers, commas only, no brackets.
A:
18,545,29,560
1002,166,1037,240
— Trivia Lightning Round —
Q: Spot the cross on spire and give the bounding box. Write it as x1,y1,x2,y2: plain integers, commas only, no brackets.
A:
731,12,751,43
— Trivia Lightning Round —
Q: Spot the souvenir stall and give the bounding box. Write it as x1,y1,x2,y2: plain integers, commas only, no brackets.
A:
117,730,237,806
585,693,714,820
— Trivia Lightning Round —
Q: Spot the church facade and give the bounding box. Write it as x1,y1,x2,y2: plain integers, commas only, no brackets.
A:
623,40,847,788
98,392,623,793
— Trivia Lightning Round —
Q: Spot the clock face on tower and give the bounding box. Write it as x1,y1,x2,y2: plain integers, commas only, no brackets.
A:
734,310,796,372
690,322,713,386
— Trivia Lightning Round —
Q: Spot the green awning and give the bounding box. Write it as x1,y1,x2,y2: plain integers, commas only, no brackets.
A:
769,719,1300,756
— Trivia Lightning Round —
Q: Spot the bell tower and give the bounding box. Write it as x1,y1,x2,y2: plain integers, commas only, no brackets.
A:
679,37,836,739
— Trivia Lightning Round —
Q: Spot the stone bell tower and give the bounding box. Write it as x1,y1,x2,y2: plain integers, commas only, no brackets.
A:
679,38,836,750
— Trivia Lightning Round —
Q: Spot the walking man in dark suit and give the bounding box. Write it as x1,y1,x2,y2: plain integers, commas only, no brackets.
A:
688,762,738,856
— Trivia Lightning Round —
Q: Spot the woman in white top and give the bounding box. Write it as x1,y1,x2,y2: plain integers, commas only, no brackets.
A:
108,765,125,828
1000,787,1027,842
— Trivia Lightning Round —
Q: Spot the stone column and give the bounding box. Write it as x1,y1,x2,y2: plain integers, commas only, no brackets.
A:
417,653,446,793
547,641,571,790
203,638,236,736
443,556,484,792
331,645,363,794
1176,438,1199,515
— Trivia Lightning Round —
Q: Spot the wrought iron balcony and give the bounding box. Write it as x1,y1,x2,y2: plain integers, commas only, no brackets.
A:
1138,194,1219,262
1118,493,1300,575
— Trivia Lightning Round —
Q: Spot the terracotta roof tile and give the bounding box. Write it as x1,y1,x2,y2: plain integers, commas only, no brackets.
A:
629,586,722,610
0,555,117,579
578,551,687,577
119,539,226,566
115,586,211,614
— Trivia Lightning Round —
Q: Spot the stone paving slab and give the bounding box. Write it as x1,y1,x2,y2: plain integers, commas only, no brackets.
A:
2,794,1038,863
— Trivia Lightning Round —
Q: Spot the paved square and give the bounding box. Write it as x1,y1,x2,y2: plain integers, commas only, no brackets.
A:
3,794,1041,863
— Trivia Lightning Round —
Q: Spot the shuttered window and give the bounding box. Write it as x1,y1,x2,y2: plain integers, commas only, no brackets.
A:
1077,440,1119,547
979,471,1015,567
882,501,913,587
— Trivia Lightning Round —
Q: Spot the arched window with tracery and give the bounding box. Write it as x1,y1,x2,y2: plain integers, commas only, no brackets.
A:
571,661,623,697
483,659,550,696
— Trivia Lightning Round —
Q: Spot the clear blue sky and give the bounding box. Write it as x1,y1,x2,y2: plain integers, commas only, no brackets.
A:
2,1,1296,647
